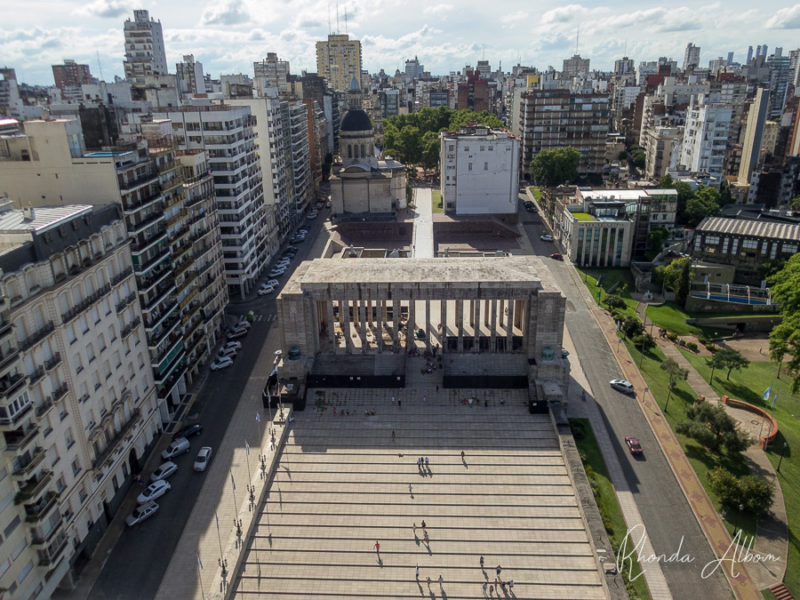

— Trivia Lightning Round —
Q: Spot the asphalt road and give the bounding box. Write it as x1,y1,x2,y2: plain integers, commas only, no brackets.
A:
519,197,731,598
87,211,328,600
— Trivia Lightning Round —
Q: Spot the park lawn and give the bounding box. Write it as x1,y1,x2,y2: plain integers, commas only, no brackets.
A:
679,351,800,596
572,212,595,221
528,185,542,201
432,190,444,213
646,302,704,336
577,267,638,318
570,418,651,600
622,339,758,539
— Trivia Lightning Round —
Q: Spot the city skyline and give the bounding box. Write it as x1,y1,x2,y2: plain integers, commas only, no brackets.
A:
4,0,800,85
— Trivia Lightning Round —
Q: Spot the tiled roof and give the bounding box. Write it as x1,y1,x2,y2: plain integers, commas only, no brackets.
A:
696,216,800,241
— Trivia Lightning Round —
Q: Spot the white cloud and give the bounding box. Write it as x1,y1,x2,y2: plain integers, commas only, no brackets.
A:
423,3,453,16
201,0,250,26
501,10,528,25
766,5,800,28
79,0,132,18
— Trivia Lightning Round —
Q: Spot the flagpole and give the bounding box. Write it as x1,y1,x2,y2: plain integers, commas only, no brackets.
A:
197,553,206,600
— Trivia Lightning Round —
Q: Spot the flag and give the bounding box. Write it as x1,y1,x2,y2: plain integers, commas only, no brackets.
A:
771,392,778,409
245,440,250,455
256,412,262,423
197,553,203,570
763,385,772,402
231,472,236,491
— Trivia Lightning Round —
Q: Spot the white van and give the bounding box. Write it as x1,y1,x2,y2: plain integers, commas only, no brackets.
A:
161,437,190,460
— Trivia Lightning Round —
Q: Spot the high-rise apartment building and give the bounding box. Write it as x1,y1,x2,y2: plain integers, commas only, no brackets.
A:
767,51,791,118
738,88,770,186
123,9,168,83
512,88,609,176
316,34,362,92
254,53,290,96
679,93,732,184
404,56,424,80
0,118,227,412
155,103,268,297
614,57,635,76
562,55,590,78
683,43,701,71
176,54,205,98
52,59,93,94
0,202,158,597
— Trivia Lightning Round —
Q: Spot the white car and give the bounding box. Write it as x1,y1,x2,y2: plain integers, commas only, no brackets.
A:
210,356,233,371
258,284,276,296
150,461,178,482
160,437,190,460
610,379,635,394
193,446,213,472
307,211,318,220
236,318,252,329
540,234,554,242
221,341,242,352
268,267,287,278
217,345,238,358
267,279,280,287
125,501,159,526
137,480,171,505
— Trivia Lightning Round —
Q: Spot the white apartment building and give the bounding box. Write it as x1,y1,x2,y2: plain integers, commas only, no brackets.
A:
316,34,362,92
156,103,267,297
176,55,205,98
644,126,682,181
123,10,168,83
0,203,158,598
440,127,520,215
679,93,732,186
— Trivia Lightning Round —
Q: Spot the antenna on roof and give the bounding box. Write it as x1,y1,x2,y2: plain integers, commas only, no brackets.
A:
96,50,104,81
344,7,348,34
575,25,580,55
336,0,340,34
327,0,331,35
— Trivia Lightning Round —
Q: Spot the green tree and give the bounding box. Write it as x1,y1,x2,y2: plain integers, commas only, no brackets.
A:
622,316,644,338
397,125,422,164
661,358,689,409
530,146,581,186
420,130,440,174
709,348,749,380
790,194,800,212
676,402,752,453
629,145,646,168
706,351,727,383
708,467,775,514
662,257,691,293
685,185,721,227
658,175,695,224
676,256,692,307
767,253,800,391
647,227,670,259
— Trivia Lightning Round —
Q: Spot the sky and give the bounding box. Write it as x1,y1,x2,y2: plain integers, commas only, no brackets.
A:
4,0,800,86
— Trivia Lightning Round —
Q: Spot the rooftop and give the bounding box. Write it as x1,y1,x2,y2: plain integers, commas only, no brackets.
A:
696,216,800,241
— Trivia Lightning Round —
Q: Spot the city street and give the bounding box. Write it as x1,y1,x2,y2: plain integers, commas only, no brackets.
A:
520,194,731,598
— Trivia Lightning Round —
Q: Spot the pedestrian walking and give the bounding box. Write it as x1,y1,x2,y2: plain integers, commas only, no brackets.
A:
398,399,402,408
426,576,431,587
480,555,484,567
496,565,502,576
415,565,420,580
374,541,380,553
482,581,487,593
508,579,514,589
391,396,395,405
425,456,429,467
421,519,426,529
461,450,465,460
438,574,443,586
489,584,494,595
423,530,429,543
392,430,396,442
409,483,413,496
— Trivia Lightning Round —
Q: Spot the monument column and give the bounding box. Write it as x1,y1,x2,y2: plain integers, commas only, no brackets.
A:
424,299,431,350
326,301,336,350
490,298,497,352
392,299,400,351
359,298,367,353
506,298,514,351
407,293,415,350
473,298,480,351
440,298,447,346
342,298,352,352
484,300,491,326
456,299,464,352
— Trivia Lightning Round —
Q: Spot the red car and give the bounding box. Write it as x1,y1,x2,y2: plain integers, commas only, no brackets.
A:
625,436,643,455
550,253,563,260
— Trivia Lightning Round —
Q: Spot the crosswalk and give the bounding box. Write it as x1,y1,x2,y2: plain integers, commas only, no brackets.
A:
250,313,278,323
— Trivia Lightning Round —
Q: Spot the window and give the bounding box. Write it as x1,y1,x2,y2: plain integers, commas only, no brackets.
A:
71,458,81,477
16,560,33,585
4,515,20,538
468,163,472,171
67,323,76,345
742,239,758,250
10,538,25,560
74,355,83,374
65,428,75,449
480,145,485,151
87,343,95,363
484,162,488,171
0,491,13,513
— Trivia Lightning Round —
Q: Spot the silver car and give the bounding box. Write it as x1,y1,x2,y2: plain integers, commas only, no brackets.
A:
125,501,159,526
136,480,171,505
150,461,178,482
193,446,213,472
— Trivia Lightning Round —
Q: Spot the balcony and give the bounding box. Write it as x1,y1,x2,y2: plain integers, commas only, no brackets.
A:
91,408,141,471
14,470,52,505
19,321,55,352
44,353,62,372
122,189,162,214
61,284,112,324
28,365,45,386
26,491,60,526
110,266,134,287
37,531,68,570
0,371,27,399
12,447,46,480
115,291,138,314
52,383,69,403
118,168,158,191
0,345,20,372
0,319,13,340
121,316,141,340
34,396,54,421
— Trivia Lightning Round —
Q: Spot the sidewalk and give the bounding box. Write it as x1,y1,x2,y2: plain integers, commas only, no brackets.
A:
593,305,761,600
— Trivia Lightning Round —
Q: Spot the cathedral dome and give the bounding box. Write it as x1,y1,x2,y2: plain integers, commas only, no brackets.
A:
341,109,372,132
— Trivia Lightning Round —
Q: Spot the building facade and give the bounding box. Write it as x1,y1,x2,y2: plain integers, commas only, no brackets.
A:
176,55,205,98
0,203,159,598
122,9,168,84
316,34,362,93
679,93,732,185
440,126,520,215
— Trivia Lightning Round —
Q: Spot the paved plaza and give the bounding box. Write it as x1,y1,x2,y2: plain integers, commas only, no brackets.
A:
231,387,608,599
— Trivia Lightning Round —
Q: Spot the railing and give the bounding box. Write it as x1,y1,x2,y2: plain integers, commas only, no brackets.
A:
44,353,61,372
91,408,141,470
62,284,112,324
116,291,138,314
52,383,69,403
35,397,54,419
121,316,141,339
28,366,45,386
0,346,20,371
119,169,158,191
18,321,55,352
110,266,134,286
25,490,59,524
0,372,27,399
14,470,52,505
12,447,45,479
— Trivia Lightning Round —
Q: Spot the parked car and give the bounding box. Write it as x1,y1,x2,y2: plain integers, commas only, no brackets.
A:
125,501,159,526
268,267,287,278
193,446,214,472
561,349,569,358
226,329,247,341
137,480,171,504
297,226,310,233
550,253,563,260
283,247,298,256
229,324,249,335
625,436,643,455
175,423,203,439
258,283,276,296
307,211,318,220
289,235,305,244
150,461,178,482
610,379,635,394
161,437,190,460
217,345,238,358
236,317,252,329
210,356,234,370
540,234,554,242
221,341,242,352
325,200,331,208
276,259,291,269
266,279,280,287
